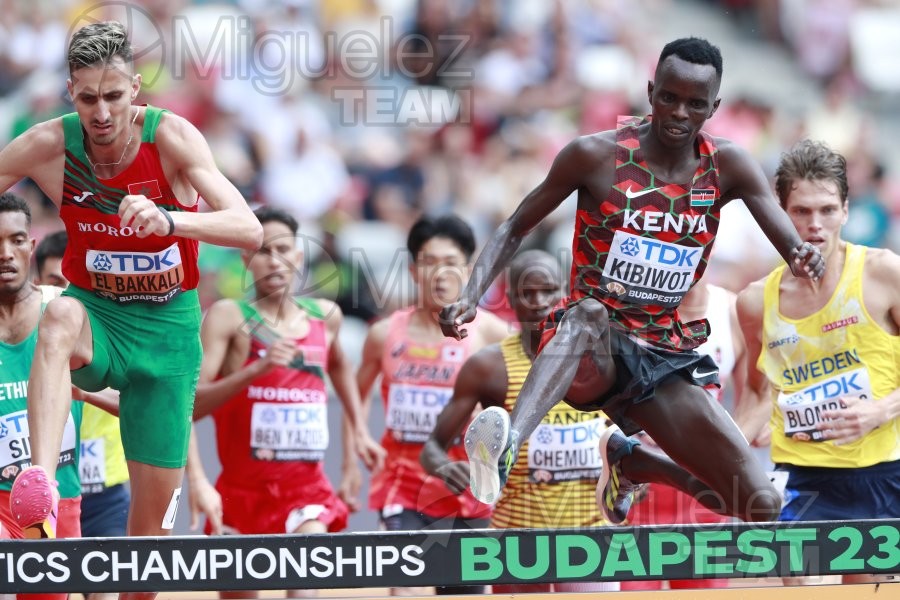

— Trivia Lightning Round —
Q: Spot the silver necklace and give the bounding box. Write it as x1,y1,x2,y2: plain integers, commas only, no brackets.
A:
86,107,138,171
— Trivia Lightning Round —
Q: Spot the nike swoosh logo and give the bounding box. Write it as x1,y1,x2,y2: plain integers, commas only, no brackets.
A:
624,186,660,199
72,191,94,203
692,368,717,379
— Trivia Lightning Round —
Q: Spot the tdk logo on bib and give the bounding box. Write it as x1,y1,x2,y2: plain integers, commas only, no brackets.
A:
89,250,178,272
601,230,700,307
619,237,640,256
92,254,113,272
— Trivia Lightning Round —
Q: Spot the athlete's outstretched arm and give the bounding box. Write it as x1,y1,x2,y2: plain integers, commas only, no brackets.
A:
718,141,824,280
193,300,296,419
340,318,389,505
819,249,900,444
727,290,748,409
321,300,385,473
421,347,506,494
0,120,65,201
185,427,223,534
152,113,262,250
440,138,600,339
354,318,388,421
734,281,773,444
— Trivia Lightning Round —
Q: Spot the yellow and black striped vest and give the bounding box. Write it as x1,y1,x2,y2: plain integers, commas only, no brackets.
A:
490,335,610,529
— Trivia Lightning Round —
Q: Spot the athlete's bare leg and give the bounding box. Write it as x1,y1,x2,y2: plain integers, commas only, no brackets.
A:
495,296,779,522
506,298,617,455
28,297,94,476
842,574,896,584
124,461,185,536
287,520,328,598
388,586,432,597
119,461,186,600
492,583,552,593
220,591,259,599
783,573,895,587
781,575,840,587
621,377,781,522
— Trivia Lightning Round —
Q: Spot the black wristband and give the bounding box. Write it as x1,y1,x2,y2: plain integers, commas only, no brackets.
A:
159,207,176,236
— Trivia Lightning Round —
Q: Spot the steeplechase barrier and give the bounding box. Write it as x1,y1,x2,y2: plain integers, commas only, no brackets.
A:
0,519,896,594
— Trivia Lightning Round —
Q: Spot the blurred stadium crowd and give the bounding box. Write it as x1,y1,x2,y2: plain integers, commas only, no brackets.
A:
1,0,898,322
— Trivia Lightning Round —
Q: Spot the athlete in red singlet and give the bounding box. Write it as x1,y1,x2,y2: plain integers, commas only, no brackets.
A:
356,214,507,596
194,207,383,599
0,23,262,600
441,37,824,526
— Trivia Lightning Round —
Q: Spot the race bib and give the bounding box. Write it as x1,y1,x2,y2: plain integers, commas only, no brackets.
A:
778,367,872,442
86,243,184,304
250,401,328,462
526,417,603,483
600,230,700,307
0,410,77,484
385,383,451,443
80,437,106,495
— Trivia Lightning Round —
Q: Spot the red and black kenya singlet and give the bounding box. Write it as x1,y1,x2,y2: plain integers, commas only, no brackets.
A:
569,115,723,350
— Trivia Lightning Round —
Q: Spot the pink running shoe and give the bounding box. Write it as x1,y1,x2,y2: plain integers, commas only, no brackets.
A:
10,466,59,539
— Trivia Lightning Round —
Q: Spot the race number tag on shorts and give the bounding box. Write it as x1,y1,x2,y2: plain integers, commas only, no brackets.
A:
526,417,603,483
80,437,107,495
86,243,184,304
162,487,181,530
285,504,326,533
385,383,451,443
778,367,873,442
600,230,700,307
0,410,77,484
768,471,789,507
250,401,328,462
